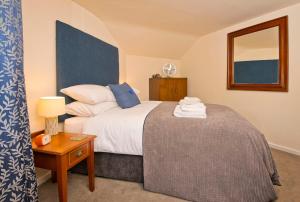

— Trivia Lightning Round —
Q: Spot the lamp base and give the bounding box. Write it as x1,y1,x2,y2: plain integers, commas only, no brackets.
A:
45,117,59,136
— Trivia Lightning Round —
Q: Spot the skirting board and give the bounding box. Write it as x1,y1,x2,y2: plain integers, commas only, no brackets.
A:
37,170,51,187
268,142,300,156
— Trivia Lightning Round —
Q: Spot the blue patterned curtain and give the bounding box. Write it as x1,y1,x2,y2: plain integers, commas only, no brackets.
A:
0,0,38,201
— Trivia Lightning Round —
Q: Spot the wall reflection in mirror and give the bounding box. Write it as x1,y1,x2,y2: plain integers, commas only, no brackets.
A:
234,27,279,84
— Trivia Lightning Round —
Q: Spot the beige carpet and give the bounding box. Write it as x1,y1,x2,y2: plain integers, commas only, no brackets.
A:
38,149,300,202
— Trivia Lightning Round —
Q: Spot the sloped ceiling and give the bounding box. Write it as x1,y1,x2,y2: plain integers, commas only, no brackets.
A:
73,0,300,59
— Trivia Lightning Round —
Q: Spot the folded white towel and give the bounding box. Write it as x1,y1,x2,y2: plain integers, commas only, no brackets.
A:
184,97,201,102
180,103,206,112
179,97,201,105
174,105,207,119
179,99,199,105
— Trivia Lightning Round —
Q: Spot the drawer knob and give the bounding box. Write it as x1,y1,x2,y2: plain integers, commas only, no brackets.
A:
76,150,82,157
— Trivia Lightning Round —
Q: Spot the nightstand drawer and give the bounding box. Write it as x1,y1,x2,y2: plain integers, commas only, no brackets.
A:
69,143,88,167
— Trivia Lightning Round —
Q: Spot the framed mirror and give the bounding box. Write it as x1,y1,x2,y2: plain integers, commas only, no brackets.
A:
227,16,288,91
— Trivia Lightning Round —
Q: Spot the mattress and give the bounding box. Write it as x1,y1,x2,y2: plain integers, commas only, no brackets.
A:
64,117,89,134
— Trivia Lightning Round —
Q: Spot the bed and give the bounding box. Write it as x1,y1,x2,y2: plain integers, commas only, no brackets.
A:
63,102,160,182
56,21,280,201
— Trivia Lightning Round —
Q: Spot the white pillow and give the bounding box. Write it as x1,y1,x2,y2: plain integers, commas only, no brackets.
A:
66,101,119,117
60,84,116,104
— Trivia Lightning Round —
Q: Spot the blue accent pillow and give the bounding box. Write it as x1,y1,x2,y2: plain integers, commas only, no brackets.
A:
109,83,141,108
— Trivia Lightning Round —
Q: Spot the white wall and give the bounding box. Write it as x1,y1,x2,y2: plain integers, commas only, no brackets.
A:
22,0,126,132
126,55,182,100
181,3,300,153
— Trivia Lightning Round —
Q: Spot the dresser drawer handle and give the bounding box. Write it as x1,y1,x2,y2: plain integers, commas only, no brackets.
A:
76,150,82,157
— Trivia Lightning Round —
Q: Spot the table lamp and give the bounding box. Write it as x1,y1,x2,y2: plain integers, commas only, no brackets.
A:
37,96,65,135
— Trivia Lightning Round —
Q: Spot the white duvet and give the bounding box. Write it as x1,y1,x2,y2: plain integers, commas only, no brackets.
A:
82,101,161,155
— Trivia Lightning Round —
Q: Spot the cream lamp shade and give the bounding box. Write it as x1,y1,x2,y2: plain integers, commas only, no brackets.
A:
37,96,65,135
38,96,65,117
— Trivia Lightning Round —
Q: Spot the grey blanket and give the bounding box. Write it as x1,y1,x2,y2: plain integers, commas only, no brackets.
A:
143,102,280,202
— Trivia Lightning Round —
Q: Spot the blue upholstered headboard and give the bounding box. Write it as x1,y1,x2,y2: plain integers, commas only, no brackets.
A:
56,21,119,121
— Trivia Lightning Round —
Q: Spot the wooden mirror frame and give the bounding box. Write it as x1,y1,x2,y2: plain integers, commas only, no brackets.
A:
227,16,288,92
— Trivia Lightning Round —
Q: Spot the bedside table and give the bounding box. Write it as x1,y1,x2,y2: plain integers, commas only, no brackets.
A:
32,132,96,202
